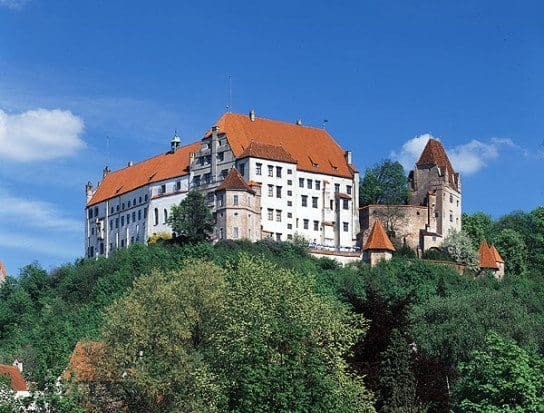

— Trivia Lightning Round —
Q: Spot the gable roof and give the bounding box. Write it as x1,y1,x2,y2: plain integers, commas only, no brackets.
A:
63,342,106,382
479,240,499,270
0,365,27,391
215,168,255,193
239,141,297,164
207,113,353,178
87,142,200,206
416,138,459,190
363,219,395,252
489,244,505,264
0,260,6,283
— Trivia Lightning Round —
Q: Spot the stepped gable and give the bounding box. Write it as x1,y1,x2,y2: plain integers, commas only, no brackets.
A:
239,141,297,164
216,168,255,193
0,260,6,283
206,113,353,178
363,219,395,252
63,342,106,382
479,240,499,269
416,138,459,190
87,142,201,206
0,365,27,391
490,245,505,263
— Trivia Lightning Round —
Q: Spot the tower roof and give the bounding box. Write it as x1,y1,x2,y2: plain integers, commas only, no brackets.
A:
416,138,459,190
489,244,505,264
479,240,499,270
215,168,255,193
363,219,396,252
0,365,27,391
206,113,353,178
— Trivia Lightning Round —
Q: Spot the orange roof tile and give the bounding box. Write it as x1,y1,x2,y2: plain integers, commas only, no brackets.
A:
363,219,395,252
479,240,499,270
489,244,505,264
207,113,353,178
0,260,6,283
215,168,255,193
239,141,297,164
87,142,200,206
63,342,106,382
0,365,27,391
416,138,459,190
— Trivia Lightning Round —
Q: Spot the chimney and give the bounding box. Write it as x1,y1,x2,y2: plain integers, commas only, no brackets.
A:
103,166,110,178
296,119,302,126
127,161,133,167
85,181,94,203
249,108,255,122
344,150,352,164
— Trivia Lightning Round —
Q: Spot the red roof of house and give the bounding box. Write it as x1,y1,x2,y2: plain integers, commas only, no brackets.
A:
207,113,353,178
489,244,505,264
0,365,27,391
479,240,499,270
0,260,6,283
239,141,297,164
87,142,200,206
363,219,395,252
63,342,106,382
215,168,255,193
416,138,459,190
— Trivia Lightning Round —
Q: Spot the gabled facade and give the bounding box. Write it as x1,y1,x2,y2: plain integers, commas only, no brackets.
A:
84,111,360,258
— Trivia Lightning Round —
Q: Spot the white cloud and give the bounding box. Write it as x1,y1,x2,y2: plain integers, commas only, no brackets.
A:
0,0,30,9
0,109,85,161
0,189,81,233
392,134,515,175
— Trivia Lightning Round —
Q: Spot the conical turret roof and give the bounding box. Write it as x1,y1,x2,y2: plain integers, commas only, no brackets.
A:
215,168,255,193
416,138,458,190
363,219,395,252
479,240,499,269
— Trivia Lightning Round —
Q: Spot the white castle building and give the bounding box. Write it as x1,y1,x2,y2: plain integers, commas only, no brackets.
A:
85,111,360,258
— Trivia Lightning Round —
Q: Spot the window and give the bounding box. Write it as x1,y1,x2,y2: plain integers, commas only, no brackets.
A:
276,186,282,198
207,193,214,204
313,220,319,231
122,203,125,210
287,169,292,175
128,200,131,208
221,169,228,178
287,234,293,240
330,200,334,210
94,207,98,216
312,197,318,208
450,194,453,203
145,194,148,202
343,199,349,209
268,185,274,197
133,198,136,206
130,236,134,244
334,183,340,193
161,184,166,194
164,209,168,223
117,205,120,212
194,175,201,186
218,194,224,207
115,218,119,229
219,228,224,240
139,196,142,204
303,219,309,230
307,179,312,189
154,208,159,225
343,222,349,232
287,223,292,230
110,206,114,214
276,166,282,178
144,207,147,218
218,151,224,161
233,195,239,206
109,219,113,228
299,178,304,187
91,227,95,235
239,163,245,176
287,212,293,219
287,179,292,186
121,216,125,226
315,180,321,190
176,181,181,191
132,212,136,222
88,209,93,219
276,233,282,241
204,173,211,184
268,209,274,220
256,163,262,175
301,195,308,207
287,201,292,206
287,190,292,196
268,165,274,177
138,210,141,220
276,210,282,222
450,213,453,222
233,227,239,239
457,200,459,207
126,215,130,225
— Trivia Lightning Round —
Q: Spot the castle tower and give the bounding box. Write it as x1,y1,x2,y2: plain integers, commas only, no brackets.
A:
363,219,395,266
408,138,461,236
170,130,181,152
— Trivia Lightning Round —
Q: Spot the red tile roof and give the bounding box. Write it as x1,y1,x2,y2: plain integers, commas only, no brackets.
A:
363,219,395,252
489,244,505,264
207,113,353,178
0,260,6,283
63,342,106,382
416,138,459,191
0,365,27,391
479,240,499,270
87,142,200,206
215,168,255,193
239,141,297,164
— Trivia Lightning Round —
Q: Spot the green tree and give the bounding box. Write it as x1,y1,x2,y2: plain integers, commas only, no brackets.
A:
462,212,494,248
360,160,409,206
455,332,544,412
494,229,527,276
442,230,479,272
168,190,214,243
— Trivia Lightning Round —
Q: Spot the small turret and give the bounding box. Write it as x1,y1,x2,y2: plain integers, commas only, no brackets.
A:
170,130,181,152
85,181,95,203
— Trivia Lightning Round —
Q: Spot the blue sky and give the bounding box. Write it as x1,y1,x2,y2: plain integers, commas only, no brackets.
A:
0,0,542,275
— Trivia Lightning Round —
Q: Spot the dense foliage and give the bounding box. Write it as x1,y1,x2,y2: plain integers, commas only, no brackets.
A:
360,160,409,206
0,205,543,411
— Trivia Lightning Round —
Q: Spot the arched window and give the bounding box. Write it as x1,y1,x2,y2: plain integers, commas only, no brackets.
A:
154,208,159,225
164,209,168,223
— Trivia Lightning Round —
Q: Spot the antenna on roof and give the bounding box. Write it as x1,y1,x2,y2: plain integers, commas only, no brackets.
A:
225,74,232,113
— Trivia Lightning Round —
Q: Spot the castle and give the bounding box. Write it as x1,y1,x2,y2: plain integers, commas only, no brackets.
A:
84,112,470,266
